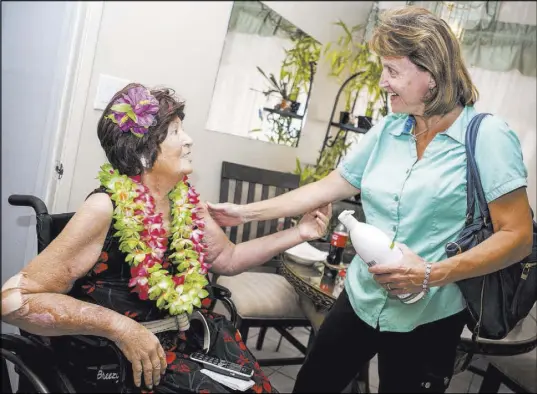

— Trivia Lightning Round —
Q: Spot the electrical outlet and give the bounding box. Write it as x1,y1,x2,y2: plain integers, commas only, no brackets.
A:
93,74,131,111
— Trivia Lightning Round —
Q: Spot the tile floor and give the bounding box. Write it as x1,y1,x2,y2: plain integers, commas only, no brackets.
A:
243,326,516,393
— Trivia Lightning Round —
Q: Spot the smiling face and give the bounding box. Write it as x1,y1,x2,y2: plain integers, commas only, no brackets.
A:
151,116,194,178
369,7,478,117
380,56,435,116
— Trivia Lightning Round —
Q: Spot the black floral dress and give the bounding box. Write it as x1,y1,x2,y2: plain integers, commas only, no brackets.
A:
70,188,275,393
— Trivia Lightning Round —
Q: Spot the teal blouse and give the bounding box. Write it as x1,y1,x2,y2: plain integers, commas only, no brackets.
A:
338,106,528,332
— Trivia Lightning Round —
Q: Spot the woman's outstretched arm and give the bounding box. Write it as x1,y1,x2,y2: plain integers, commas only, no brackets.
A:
202,203,332,276
207,170,356,227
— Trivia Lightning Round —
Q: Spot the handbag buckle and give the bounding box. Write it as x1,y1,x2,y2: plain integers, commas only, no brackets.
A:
447,241,462,255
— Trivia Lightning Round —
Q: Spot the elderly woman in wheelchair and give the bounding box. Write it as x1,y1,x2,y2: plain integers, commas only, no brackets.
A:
1,83,331,393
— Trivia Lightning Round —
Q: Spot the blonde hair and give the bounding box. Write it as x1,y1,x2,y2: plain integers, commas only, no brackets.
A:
369,6,478,117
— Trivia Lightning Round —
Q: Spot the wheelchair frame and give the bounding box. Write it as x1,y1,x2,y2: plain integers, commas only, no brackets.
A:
2,194,239,393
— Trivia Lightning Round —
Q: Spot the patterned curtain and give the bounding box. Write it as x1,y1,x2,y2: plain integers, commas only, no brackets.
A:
365,1,536,76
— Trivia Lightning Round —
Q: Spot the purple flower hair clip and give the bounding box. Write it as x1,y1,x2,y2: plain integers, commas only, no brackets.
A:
106,86,159,137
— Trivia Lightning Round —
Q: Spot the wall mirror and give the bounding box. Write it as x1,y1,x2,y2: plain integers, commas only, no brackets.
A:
205,1,320,147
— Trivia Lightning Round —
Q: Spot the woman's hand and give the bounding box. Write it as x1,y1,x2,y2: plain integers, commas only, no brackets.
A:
368,243,427,295
297,204,332,241
112,318,167,389
206,202,245,227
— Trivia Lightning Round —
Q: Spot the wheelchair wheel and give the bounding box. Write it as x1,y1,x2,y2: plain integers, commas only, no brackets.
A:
2,349,49,393
1,334,75,393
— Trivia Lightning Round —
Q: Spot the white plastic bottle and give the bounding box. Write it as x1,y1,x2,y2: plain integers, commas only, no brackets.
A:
337,210,425,304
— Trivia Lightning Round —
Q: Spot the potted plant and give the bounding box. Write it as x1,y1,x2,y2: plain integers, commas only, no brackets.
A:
256,66,295,111
257,30,321,115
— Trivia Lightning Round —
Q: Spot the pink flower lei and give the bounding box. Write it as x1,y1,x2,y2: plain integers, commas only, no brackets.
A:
97,163,211,316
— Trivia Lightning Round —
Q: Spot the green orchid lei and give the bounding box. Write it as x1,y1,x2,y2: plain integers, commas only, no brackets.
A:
97,163,210,316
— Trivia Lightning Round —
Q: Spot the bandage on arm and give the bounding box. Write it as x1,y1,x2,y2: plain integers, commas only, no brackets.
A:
1,193,134,341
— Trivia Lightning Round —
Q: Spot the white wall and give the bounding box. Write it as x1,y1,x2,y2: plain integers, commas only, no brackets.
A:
1,1,79,389
64,1,373,211
1,1,77,288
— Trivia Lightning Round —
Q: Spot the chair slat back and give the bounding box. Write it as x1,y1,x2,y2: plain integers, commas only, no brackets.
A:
219,161,300,244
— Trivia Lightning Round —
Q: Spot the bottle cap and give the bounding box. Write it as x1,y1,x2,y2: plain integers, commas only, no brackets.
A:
338,210,355,221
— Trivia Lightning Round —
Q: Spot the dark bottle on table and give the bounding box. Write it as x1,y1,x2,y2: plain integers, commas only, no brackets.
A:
320,223,349,293
320,264,337,293
327,222,348,265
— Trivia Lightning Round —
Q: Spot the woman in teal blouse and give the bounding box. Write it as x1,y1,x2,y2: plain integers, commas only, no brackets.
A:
208,6,534,393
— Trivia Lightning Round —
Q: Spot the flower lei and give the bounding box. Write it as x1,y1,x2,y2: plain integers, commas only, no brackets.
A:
97,163,211,315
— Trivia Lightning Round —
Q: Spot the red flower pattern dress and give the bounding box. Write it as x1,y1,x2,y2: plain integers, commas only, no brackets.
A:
69,188,276,393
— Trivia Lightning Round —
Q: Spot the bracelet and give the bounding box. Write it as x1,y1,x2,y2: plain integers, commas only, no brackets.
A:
422,262,433,294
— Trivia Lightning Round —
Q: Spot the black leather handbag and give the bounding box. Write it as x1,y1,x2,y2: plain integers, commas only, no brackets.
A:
445,113,537,341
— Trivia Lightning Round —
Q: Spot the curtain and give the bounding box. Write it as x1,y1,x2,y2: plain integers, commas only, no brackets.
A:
462,20,536,77
405,1,537,76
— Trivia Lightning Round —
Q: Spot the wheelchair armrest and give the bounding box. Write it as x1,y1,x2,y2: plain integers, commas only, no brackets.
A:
69,335,111,348
207,284,238,328
2,333,50,355
8,194,48,215
211,283,232,299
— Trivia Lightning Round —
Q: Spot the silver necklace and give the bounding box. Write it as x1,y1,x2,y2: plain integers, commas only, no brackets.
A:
411,116,444,142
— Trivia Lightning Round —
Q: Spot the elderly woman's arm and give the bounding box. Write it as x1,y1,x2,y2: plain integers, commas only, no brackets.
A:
1,193,166,389
201,203,332,276
369,188,533,293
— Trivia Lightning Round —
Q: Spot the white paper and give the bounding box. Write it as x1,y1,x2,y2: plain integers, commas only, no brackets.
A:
200,368,255,391
285,242,328,262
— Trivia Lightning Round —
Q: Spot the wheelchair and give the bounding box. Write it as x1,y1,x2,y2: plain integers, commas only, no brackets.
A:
2,194,239,393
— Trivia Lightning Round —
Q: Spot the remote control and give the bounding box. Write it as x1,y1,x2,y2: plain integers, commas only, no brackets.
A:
190,352,254,381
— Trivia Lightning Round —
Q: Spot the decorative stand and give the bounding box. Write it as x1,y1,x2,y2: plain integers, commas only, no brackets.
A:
316,71,373,168
262,61,317,147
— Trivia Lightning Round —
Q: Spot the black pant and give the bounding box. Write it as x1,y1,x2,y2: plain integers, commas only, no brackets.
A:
293,289,467,393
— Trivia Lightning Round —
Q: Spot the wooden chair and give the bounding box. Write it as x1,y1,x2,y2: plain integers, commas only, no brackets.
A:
477,304,537,393
214,161,313,367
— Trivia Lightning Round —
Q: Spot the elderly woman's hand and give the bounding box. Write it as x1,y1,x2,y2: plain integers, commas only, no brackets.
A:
368,243,428,295
297,204,332,241
112,318,167,389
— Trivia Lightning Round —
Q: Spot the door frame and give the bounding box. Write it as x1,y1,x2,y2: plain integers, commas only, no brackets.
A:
49,1,104,214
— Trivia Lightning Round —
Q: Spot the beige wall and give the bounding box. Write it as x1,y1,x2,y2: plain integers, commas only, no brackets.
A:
65,1,373,211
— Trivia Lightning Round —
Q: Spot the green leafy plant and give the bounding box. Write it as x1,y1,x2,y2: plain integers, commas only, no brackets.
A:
324,20,388,116
280,33,321,103
257,32,321,105
294,136,351,186
254,30,320,147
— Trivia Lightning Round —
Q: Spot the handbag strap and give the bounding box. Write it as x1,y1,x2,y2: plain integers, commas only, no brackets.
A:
465,113,492,226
